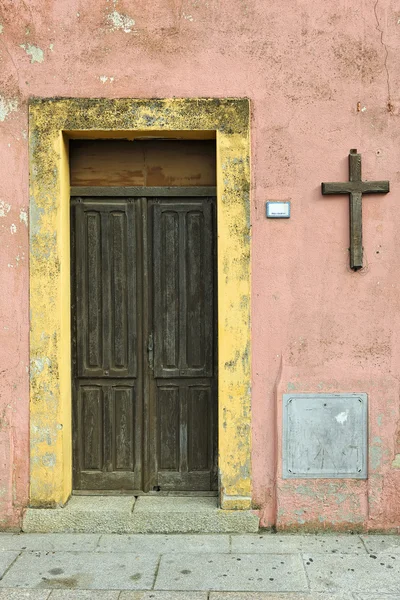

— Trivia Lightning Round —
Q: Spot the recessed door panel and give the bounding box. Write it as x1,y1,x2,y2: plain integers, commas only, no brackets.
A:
74,200,137,379
153,201,214,379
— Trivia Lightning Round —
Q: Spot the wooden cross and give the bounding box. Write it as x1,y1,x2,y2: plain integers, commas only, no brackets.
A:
321,149,389,270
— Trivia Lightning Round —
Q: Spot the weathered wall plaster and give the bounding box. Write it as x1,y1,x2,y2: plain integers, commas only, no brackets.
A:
0,0,399,529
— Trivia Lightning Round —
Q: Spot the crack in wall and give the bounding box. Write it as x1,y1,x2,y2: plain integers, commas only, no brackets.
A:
373,0,392,108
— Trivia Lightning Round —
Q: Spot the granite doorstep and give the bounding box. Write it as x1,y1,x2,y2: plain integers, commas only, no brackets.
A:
23,497,136,534
154,552,308,592
134,497,218,512
24,497,258,534
131,497,258,534
130,513,259,534
0,551,158,590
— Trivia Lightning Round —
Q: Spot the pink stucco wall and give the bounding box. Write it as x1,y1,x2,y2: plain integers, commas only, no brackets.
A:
1,0,400,529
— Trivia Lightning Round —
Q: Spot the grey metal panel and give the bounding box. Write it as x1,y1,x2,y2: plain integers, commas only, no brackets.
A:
282,393,368,479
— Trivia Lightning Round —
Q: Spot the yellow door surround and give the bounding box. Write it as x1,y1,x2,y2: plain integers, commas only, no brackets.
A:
29,98,251,510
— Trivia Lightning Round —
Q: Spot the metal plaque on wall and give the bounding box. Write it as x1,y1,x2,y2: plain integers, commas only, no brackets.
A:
283,393,368,479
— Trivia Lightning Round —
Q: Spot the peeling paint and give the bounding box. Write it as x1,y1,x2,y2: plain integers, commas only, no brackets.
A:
0,200,11,217
370,446,383,470
19,209,28,227
29,198,45,237
20,43,44,63
392,454,400,468
107,10,135,32
0,97,18,122
30,357,52,379
41,453,56,468
15,253,25,266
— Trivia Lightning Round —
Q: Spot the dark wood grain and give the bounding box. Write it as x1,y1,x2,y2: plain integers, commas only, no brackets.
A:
71,186,217,197
72,193,217,492
321,181,389,195
153,200,214,378
70,140,216,187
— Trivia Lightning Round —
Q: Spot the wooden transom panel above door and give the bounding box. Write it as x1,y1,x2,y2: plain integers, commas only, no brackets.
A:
70,140,216,187
71,195,217,492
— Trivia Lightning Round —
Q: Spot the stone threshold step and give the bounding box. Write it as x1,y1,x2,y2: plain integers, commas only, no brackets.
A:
23,496,259,534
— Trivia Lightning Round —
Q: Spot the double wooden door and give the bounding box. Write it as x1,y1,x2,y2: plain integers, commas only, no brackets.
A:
71,194,217,492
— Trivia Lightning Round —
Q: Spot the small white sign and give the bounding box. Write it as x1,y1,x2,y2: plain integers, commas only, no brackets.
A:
266,201,291,218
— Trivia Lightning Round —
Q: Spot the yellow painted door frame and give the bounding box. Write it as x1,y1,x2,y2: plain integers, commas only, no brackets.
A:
29,98,251,510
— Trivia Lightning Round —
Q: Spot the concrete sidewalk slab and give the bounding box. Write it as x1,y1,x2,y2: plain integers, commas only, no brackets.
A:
0,534,100,552
209,594,354,599
0,551,20,577
155,552,308,592
49,592,120,599
97,533,230,553
0,591,51,599
119,593,207,599
303,552,400,593
354,595,400,600
0,550,158,590
231,534,366,555
354,595,400,599
0,533,399,597
360,535,400,555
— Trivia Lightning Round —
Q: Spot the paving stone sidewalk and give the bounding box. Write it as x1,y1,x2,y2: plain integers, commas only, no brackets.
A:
0,532,399,599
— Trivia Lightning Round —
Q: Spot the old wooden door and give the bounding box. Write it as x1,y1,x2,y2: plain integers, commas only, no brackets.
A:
71,193,217,493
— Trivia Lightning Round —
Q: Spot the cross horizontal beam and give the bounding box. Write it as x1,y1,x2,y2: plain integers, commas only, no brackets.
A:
322,181,390,195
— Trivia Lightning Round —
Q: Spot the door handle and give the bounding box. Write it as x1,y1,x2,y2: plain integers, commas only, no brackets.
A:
148,332,154,372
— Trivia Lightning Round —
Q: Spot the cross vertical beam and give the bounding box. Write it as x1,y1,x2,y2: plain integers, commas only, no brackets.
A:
321,149,389,271
349,150,362,269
